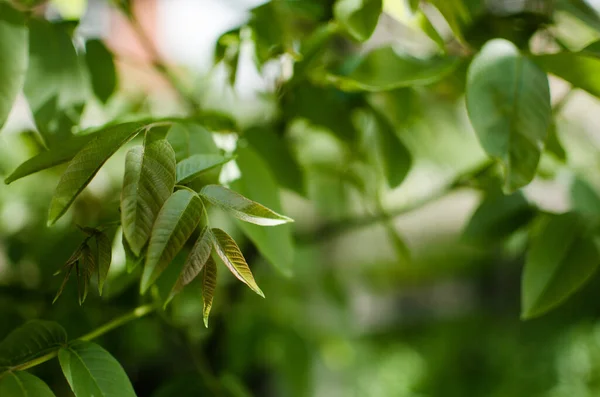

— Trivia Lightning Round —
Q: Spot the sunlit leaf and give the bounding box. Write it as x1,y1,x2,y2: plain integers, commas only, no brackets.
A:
0,372,56,397
334,0,382,42
533,52,600,98
211,228,264,297
0,320,67,369
467,39,551,192
141,189,204,293
556,0,600,33
171,227,212,297
85,39,117,104
176,154,233,184
95,232,112,296
59,341,136,397
202,256,217,328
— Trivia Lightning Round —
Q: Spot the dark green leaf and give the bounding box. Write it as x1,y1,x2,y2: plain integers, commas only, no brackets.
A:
571,177,600,218
171,227,212,297
141,189,204,293
334,0,382,42
48,121,146,224
521,213,600,319
78,245,96,305
95,232,112,296
0,372,56,397
0,320,67,369
85,39,117,104
0,3,28,131
202,256,217,328
176,154,233,184
533,52,600,98
123,233,144,274
121,139,176,256
467,39,551,192
59,341,136,397
211,228,264,297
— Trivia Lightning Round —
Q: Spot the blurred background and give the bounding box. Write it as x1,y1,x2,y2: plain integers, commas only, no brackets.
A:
3,0,600,396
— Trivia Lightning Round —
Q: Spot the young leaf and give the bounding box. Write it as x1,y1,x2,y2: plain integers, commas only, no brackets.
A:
200,184,293,226
84,39,117,104
467,39,552,193
334,0,382,42
59,341,136,397
0,3,28,131
95,232,112,296
176,154,234,184
78,245,96,305
141,189,204,293
521,213,600,319
211,228,264,297
121,139,176,256
0,320,67,369
48,121,146,225
171,227,212,297
0,372,56,397
202,256,217,327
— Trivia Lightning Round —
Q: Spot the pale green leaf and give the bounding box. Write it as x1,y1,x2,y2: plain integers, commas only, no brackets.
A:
95,232,112,296
556,0,600,33
141,189,204,293
334,0,382,42
467,39,551,192
202,256,217,328
59,341,136,397
167,123,219,162
201,184,293,226
171,227,212,297
533,52,600,98
176,154,233,184
0,372,56,397
0,3,28,131
0,320,67,369
85,39,117,104
121,139,176,256
211,228,264,297
521,213,600,319
48,121,146,225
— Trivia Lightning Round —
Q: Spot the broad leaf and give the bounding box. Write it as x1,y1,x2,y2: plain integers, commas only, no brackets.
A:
85,39,117,104
167,123,220,162
467,39,551,192
321,47,459,92
334,0,383,42
0,320,67,369
95,232,112,295
121,139,176,256
48,121,146,224
176,154,233,184
0,3,28,131
211,228,264,297
201,184,293,226
521,213,600,319
533,52,600,98
141,189,204,293
171,227,212,296
0,372,56,397
59,341,136,397
202,256,217,327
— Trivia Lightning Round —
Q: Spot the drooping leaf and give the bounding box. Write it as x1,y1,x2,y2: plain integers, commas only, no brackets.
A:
521,212,600,319
85,39,117,104
232,146,295,274
0,372,56,397
466,39,552,192
532,52,600,98
53,245,86,304
0,3,28,131
211,228,264,297
95,232,112,296
570,177,600,218
59,341,136,397
48,121,146,224
141,189,204,293
0,320,67,369
201,184,293,226
176,154,233,184
321,47,460,92
334,0,383,42
202,256,217,327
78,244,96,305
171,227,212,297
121,139,176,256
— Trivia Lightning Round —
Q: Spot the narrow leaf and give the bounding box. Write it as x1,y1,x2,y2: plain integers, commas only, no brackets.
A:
211,228,264,297
48,121,146,224
467,39,552,192
121,139,176,256
95,232,112,295
171,227,212,297
59,341,136,397
79,245,96,305
176,154,234,184
334,0,382,42
533,52,600,98
85,39,117,103
0,372,56,397
201,184,293,226
141,189,204,293
202,256,217,327
0,320,67,369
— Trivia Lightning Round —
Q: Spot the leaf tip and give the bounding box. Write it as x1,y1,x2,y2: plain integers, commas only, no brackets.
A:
203,316,209,328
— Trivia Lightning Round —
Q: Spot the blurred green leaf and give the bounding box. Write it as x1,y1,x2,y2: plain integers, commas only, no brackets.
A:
467,39,551,192
95,232,112,296
533,52,600,98
570,177,600,218
151,375,208,397
545,122,566,162
171,226,212,297
59,341,136,397
78,244,96,305
0,3,28,131
0,372,56,397
176,154,233,184
556,0,600,33
334,0,382,42
0,320,67,369
84,39,117,104
202,256,217,327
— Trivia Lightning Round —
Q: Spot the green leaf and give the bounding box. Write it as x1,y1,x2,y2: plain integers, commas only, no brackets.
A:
121,139,176,256
201,184,293,226
532,52,600,98
171,227,212,297
556,0,600,33
59,341,136,397
48,121,146,225
521,213,600,319
334,0,382,42
0,320,67,369
571,177,600,218
78,245,96,305
0,3,28,131
123,233,144,274
95,232,112,296
466,39,551,192
211,228,264,297
546,122,566,162
85,39,117,104
167,123,220,162
176,154,233,184
231,146,295,274
322,47,459,92
0,372,56,397
202,256,217,328
141,189,204,293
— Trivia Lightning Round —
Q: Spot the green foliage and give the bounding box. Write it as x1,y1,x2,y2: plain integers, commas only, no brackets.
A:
84,39,117,104
0,372,56,397
0,321,66,369
334,0,382,42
